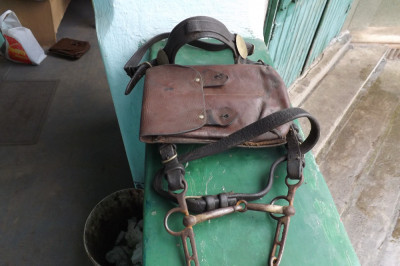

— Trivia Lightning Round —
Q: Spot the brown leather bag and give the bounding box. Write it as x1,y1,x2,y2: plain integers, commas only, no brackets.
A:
124,16,291,147
141,64,290,146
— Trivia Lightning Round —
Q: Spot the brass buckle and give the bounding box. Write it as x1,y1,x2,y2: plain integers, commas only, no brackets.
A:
161,153,177,164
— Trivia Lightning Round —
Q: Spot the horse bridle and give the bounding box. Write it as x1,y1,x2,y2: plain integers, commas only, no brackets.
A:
153,108,320,265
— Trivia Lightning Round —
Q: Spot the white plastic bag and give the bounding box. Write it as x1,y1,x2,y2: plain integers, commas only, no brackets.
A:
0,10,46,65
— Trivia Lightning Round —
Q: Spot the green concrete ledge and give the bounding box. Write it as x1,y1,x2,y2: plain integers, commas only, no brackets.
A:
142,40,359,266
91,1,359,263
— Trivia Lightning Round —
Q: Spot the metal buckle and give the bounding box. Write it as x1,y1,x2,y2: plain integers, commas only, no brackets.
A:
161,153,177,164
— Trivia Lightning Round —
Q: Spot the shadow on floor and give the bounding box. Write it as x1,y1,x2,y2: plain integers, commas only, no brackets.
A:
0,0,133,265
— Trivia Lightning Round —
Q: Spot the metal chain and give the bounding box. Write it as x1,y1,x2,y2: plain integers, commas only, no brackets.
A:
164,179,200,266
268,174,304,266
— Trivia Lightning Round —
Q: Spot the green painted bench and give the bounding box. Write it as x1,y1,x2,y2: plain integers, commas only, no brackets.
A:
92,1,359,265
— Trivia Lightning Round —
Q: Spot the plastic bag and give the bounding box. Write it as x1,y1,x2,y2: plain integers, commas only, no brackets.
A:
0,10,46,65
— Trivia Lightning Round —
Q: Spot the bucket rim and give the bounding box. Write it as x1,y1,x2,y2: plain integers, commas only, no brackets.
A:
83,188,144,266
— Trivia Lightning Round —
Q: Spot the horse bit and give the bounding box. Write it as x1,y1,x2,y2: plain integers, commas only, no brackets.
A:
162,152,304,265
164,172,303,266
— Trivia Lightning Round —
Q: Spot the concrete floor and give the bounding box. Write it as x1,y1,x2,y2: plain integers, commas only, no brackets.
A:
320,54,400,266
1,1,399,265
300,43,400,265
0,0,133,265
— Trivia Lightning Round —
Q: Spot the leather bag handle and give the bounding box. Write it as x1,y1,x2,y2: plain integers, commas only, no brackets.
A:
124,16,255,95
160,16,253,64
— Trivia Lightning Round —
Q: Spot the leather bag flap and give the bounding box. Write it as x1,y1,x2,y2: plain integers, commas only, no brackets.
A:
141,65,206,137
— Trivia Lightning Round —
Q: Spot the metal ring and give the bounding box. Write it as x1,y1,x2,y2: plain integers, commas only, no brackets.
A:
285,174,303,188
236,200,248,212
164,207,186,236
269,196,289,220
161,154,177,164
140,61,153,68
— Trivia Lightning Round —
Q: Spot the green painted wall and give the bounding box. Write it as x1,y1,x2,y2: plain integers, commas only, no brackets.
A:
305,0,353,69
264,0,327,86
264,0,353,87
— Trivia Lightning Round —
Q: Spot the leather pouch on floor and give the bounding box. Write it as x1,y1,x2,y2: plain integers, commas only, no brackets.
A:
49,38,90,59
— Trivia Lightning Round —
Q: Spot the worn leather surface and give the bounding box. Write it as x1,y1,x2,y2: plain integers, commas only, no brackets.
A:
140,63,291,146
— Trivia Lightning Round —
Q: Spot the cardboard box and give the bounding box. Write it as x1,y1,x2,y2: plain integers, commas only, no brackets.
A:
0,0,71,47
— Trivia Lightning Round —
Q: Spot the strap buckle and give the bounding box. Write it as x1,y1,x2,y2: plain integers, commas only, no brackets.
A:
162,153,177,164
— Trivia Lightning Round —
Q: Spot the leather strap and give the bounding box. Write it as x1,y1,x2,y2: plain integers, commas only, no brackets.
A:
124,16,256,95
286,124,304,179
124,33,169,77
154,108,320,213
162,16,249,64
159,144,185,191
123,32,242,77
178,108,319,164
154,155,287,213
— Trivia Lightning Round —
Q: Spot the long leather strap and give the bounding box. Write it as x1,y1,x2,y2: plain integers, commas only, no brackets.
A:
179,108,319,164
124,16,256,95
154,108,320,213
124,33,170,77
163,16,241,63
124,33,245,77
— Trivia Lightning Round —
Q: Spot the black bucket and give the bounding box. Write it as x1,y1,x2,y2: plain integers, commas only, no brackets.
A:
84,188,144,265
